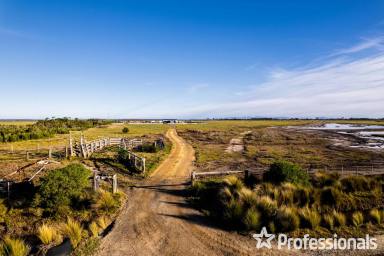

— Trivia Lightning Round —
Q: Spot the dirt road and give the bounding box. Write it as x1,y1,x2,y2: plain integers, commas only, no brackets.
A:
96,128,269,256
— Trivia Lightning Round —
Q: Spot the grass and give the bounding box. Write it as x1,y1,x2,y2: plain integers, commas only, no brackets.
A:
0,122,169,152
369,209,381,224
0,235,30,256
37,223,62,245
89,222,100,237
298,207,321,229
276,206,300,232
62,218,83,248
351,211,364,227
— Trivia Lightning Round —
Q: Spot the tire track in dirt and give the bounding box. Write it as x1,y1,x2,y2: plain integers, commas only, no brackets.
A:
96,128,300,256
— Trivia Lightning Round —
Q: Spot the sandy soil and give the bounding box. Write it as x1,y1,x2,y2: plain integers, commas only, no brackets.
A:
96,128,270,256
96,128,382,256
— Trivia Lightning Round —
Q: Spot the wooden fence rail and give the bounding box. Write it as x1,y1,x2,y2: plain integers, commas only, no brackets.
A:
191,167,384,183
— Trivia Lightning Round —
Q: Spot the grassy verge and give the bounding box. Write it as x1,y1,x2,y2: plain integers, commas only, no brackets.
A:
189,161,384,237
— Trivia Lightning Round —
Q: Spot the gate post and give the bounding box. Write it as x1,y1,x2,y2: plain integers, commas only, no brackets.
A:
112,175,117,194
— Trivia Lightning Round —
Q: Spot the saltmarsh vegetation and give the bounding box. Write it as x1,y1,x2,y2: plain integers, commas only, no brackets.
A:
190,160,384,235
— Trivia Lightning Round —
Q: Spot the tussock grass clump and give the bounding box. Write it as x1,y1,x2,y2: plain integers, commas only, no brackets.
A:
276,207,300,232
224,199,244,223
278,189,294,206
242,208,261,230
298,207,321,229
223,176,244,192
293,187,311,207
96,216,110,230
239,188,257,207
96,190,119,214
0,236,30,256
89,222,100,237
322,214,334,230
351,211,364,227
341,176,379,193
62,218,83,248
369,209,381,224
37,223,62,245
333,211,346,227
256,196,278,217
313,172,340,188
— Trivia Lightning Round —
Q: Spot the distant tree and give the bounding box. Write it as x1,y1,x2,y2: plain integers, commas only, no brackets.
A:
122,127,129,134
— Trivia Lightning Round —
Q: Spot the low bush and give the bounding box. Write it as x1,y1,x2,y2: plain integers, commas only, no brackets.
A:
37,164,91,213
242,208,261,230
0,236,30,256
276,207,300,232
298,207,321,229
37,223,62,245
351,211,364,227
122,127,129,133
223,176,244,192
62,218,83,248
263,160,310,186
369,209,381,224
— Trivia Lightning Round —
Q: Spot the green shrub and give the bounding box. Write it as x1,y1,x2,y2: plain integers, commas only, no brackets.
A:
263,160,310,186
351,211,364,227
298,207,321,229
37,164,91,212
322,214,334,230
62,218,83,248
369,209,381,224
0,236,30,256
242,208,261,230
333,211,346,227
276,207,300,232
37,223,62,245
122,127,129,133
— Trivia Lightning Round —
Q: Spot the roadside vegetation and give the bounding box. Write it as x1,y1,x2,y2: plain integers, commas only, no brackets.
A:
0,163,124,255
190,160,384,237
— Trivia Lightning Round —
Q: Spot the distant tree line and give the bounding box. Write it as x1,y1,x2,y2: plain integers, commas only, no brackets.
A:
0,118,112,142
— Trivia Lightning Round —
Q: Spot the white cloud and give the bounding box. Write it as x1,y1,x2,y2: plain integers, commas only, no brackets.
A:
173,37,384,118
331,37,384,56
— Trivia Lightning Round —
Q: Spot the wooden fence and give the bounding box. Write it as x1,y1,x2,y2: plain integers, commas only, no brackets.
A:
190,166,384,183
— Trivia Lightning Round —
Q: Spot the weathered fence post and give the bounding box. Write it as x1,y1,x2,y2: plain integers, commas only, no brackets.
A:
65,146,68,158
26,151,30,160
142,158,146,173
191,171,196,184
7,181,11,200
48,148,52,158
112,174,117,194
93,173,99,191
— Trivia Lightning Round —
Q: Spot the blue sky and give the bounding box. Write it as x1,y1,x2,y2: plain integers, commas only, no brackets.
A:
1,0,384,119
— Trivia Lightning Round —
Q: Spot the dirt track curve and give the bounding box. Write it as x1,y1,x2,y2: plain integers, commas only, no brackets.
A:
96,128,270,256
97,129,384,256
